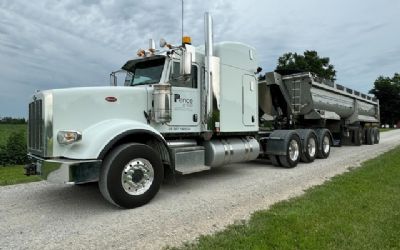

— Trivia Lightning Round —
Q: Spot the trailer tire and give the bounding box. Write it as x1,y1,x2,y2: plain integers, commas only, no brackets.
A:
300,131,318,163
316,129,331,159
354,127,364,146
99,143,163,208
373,128,380,144
365,128,375,145
278,134,301,168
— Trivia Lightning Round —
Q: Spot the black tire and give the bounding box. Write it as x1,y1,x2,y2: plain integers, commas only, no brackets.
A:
300,131,318,163
316,129,332,159
365,128,375,145
278,133,301,168
99,143,164,208
270,155,282,167
373,128,380,144
354,127,364,146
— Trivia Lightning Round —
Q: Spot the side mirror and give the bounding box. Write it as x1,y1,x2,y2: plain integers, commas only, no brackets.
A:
180,49,192,75
110,72,117,86
159,38,167,48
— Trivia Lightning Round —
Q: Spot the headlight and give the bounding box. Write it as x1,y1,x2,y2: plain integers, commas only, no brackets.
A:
57,130,82,145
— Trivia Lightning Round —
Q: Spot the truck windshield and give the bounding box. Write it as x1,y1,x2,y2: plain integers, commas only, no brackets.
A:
123,57,165,86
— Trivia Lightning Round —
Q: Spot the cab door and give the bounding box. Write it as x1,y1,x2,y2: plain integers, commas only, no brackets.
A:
242,74,257,126
167,62,201,127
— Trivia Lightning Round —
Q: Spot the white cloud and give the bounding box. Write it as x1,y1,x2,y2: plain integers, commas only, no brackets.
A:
0,0,399,117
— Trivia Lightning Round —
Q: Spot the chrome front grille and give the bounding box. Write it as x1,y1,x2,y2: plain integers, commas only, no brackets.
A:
28,99,44,155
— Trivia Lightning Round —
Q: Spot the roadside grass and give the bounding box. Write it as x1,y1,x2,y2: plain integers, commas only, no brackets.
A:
380,128,396,132
0,124,26,145
173,146,400,250
0,165,41,186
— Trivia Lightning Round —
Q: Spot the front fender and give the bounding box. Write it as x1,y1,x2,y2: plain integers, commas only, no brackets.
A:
54,119,165,159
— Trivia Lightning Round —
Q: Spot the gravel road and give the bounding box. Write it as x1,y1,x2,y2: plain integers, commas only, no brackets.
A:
1,130,400,250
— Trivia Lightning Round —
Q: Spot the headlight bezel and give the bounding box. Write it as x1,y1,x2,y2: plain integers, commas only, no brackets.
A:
57,130,82,145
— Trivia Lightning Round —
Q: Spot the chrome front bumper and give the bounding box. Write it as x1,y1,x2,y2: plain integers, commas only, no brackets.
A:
27,154,102,184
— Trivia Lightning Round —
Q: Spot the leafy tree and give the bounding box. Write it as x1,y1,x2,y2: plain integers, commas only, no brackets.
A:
276,50,336,81
0,144,8,166
369,73,400,126
6,131,27,165
0,131,27,166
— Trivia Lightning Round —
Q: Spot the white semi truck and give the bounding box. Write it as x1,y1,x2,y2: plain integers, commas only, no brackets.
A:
26,13,380,208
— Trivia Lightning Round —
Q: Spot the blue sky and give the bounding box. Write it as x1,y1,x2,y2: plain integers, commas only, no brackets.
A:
1,0,399,117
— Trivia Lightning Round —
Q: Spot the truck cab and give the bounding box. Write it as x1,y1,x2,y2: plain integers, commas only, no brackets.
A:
26,13,262,208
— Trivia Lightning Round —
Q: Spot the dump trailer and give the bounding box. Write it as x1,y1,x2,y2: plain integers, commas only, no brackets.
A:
259,72,380,146
25,13,380,208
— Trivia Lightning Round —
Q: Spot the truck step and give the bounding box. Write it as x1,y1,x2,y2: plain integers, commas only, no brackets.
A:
175,164,211,175
172,146,210,175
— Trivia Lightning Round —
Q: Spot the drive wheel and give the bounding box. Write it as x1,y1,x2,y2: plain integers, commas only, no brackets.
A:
316,129,331,159
279,134,301,168
270,155,282,167
99,143,163,208
300,132,318,163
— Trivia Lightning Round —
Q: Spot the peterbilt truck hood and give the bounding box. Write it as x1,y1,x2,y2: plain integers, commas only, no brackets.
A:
29,86,150,157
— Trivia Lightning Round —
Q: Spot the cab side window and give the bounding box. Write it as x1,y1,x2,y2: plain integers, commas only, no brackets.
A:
169,62,198,88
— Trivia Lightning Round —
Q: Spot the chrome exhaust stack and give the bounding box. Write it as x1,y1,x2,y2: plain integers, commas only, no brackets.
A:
204,12,213,132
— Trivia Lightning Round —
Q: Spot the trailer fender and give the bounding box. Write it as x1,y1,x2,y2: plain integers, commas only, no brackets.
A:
266,130,301,156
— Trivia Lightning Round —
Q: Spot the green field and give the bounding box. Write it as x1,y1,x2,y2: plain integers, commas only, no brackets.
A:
0,165,41,186
175,146,400,250
0,124,27,145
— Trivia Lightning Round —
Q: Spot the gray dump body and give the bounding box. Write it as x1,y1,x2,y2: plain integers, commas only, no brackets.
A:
259,72,379,125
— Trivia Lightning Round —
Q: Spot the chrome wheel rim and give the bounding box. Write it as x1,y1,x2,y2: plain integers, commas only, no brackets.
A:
121,158,154,195
308,137,316,157
289,139,300,162
323,135,330,154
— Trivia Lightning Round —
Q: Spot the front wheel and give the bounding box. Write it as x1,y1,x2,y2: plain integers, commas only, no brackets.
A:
99,143,164,208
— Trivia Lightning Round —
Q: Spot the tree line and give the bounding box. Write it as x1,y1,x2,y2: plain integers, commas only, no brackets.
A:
0,117,26,124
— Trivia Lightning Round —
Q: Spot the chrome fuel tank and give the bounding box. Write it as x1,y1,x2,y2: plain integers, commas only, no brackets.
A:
203,137,260,167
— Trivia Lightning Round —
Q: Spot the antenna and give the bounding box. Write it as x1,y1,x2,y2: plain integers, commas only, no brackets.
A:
181,0,184,40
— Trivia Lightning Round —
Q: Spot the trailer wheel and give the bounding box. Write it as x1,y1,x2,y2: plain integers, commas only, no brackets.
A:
279,134,301,168
373,128,380,144
300,132,318,163
365,128,375,145
354,127,364,146
99,143,163,208
316,130,331,159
